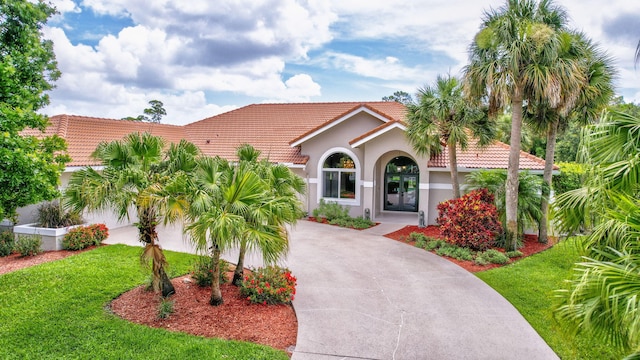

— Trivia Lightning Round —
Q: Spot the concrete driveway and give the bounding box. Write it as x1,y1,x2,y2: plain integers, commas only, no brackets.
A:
106,220,558,360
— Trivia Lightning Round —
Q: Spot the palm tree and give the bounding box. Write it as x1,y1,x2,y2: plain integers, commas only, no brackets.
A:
554,110,640,358
64,133,200,297
527,31,615,243
553,110,640,235
185,156,291,306
406,74,493,199
464,0,576,250
231,144,305,285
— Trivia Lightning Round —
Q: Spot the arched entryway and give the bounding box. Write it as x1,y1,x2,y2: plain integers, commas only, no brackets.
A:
384,156,419,212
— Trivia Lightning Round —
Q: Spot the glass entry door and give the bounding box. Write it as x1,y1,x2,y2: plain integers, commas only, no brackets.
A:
384,174,418,212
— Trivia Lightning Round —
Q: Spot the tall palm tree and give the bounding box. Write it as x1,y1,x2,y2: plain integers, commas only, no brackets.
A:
527,31,615,243
231,144,305,285
64,133,200,297
185,156,291,306
464,0,576,250
406,74,493,199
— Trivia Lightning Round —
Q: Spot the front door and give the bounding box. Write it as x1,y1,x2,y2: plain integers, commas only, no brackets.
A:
384,174,418,212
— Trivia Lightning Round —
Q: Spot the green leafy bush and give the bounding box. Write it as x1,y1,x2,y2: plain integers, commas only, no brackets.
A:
424,239,447,251
409,232,441,249
62,224,109,250
0,231,14,257
328,216,375,229
505,250,523,258
190,256,229,287
553,162,585,195
240,266,297,305
435,244,474,261
312,199,349,221
476,249,509,265
437,189,502,251
157,298,174,319
15,235,42,256
37,200,83,228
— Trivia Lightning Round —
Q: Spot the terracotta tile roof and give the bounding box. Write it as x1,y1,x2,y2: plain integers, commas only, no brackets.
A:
186,102,407,164
37,115,187,166
428,138,554,171
25,102,553,172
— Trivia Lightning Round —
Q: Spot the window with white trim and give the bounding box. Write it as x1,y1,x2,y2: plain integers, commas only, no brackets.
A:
322,153,356,199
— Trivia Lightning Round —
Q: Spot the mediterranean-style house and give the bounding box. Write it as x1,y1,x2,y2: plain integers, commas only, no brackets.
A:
12,101,550,229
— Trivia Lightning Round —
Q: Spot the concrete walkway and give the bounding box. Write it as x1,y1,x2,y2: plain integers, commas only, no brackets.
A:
105,221,558,360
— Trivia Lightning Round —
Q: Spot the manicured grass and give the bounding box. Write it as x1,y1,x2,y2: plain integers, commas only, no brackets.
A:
0,245,289,360
476,239,626,360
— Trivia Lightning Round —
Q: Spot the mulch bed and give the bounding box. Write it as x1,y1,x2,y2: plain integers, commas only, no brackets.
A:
384,225,556,272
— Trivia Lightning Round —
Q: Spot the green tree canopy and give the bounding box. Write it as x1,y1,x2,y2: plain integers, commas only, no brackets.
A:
0,0,67,222
382,91,414,105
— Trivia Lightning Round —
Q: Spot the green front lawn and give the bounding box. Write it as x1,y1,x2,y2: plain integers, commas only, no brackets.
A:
0,245,288,360
476,239,626,360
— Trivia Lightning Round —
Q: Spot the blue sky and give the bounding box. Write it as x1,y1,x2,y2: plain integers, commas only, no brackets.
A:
43,0,640,125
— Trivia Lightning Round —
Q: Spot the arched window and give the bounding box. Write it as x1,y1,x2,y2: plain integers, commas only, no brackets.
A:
322,152,356,200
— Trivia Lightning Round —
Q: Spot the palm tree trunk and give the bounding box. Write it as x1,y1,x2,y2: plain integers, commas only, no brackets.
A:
448,144,461,199
139,206,175,296
209,244,224,306
505,87,524,251
232,240,247,286
539,120,558,244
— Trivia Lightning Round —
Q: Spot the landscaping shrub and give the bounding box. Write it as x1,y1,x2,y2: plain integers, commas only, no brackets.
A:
0,231,14,257
190,256,229,287
505,250,523,258
553,162,585,195
240,266,297,305
312,199,349,221
62,224,109,250
409,232,441,249
436,189,502,251
435,243,474,261
424,239,446,251
157,298,175,319
329,216,375,229
15,235,42,256
88,224,109,243
37,200,84,228
475,249,509,265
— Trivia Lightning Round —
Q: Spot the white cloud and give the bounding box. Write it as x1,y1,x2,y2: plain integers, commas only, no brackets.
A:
41,0,640,125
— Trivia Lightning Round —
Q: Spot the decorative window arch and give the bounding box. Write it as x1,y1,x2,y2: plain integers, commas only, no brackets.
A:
317,148,360,204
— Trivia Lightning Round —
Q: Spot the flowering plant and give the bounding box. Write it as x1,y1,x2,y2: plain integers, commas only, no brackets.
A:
62,223,109,250
436,189,502,251
88,223,109,243
240,266,297,305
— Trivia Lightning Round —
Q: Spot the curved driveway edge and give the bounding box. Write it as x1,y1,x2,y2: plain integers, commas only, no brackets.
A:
286,221,558,360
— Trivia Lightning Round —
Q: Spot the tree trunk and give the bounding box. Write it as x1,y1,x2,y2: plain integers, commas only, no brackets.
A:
232,241,247,286
505,87,524,251
448,143,461,199
159,266,175,297
538,120,559,244
209,244,224,306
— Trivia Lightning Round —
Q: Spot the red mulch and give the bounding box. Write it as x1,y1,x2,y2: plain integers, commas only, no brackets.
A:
110,274,298,354
384,225,555,272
